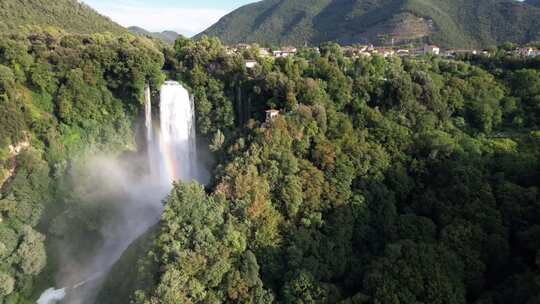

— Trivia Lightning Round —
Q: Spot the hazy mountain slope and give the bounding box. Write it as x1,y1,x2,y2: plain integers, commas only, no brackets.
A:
0,0,125,34
128,26,181,44
198,0,540,47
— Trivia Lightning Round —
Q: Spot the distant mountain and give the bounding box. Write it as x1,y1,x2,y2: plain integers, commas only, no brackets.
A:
128,26,181,44
526,0,540,6
0,0,125,34
198,0,540,48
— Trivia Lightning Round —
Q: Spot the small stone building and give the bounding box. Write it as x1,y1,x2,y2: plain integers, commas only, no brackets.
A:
265,110,279,123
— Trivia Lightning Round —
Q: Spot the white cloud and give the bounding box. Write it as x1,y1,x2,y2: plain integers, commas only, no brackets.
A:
85,1,227,36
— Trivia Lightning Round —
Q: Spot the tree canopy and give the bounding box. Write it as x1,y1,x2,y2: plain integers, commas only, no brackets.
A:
118,39,540,304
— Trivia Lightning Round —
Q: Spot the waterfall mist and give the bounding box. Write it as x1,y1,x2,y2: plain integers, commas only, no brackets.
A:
38,81,204,304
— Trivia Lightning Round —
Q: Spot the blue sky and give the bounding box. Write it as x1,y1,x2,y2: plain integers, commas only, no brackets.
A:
83,0,258,36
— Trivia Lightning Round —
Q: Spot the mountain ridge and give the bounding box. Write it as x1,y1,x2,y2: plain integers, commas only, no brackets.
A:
197,0,540,47
0,0,126,34
128,26,181,44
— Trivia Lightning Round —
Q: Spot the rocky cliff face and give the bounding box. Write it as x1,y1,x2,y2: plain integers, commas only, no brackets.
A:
0,140,30,189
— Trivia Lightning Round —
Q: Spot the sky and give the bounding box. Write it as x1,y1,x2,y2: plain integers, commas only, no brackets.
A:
82,0,258,37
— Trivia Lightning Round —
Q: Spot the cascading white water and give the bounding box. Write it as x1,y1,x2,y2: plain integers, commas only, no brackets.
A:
155,80,197,183
145,85,159,179
37,81,198,304
145,80,198,184
144,85,152,142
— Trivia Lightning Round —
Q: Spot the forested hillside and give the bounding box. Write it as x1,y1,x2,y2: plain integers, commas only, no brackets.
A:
0,3,539,303
128,26,181,45
97,38,540,304
198,0,540,47
0,29,163,302
0,0,126,34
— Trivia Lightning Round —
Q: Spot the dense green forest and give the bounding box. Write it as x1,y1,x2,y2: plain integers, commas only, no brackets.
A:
198,0,540,48
0,29,163,303
99,38,540,304
1,24,540,304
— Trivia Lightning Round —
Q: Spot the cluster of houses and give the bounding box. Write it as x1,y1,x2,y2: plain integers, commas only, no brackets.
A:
516,47,540,58
340,44,490,58
230,43,540,69
226,44,299,69
226,43,298,58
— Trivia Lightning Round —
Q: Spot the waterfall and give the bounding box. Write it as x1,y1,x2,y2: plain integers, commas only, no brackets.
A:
144,85,152,142
37,80,199,304
144,85,159,179
144,80,197,184
154,80,197,183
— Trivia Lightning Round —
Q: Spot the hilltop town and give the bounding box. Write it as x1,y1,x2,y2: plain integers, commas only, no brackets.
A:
227,43,540,68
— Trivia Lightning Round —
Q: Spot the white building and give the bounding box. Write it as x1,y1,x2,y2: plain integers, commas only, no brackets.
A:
518,47,540,57
273,47,298,58
396,49,410,56
265,110,279,122
245,60,258,69
423,45,440,55
237,43,251,50
518,47,533,57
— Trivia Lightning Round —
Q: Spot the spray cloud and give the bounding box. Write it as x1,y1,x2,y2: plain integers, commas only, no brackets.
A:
39,81,202,303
